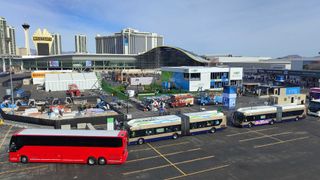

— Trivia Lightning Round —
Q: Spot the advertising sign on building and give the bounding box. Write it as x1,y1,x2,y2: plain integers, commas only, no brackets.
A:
229,68,243,80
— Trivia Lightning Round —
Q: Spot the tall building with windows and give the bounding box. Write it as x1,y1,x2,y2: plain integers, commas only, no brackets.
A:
32,28,53,55
95,28,163,54
51,33,62,55
75,34,87,53
0,17,7,55
6,26,16,55
0,17,16,55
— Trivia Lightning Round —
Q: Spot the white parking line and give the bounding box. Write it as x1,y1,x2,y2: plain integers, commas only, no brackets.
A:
165,164,230,180
127,148,201,163
227,127,278,137
129,141,190,153
239,132,292,142
254,136,309,148
250,129,283,142
0,125,12,151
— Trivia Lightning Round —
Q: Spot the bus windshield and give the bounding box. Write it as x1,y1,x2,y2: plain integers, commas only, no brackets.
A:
309,101,320,111
9,136,18,152
234,112,245,123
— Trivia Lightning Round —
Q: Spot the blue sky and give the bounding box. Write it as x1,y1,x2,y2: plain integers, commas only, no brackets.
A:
1,0,320,57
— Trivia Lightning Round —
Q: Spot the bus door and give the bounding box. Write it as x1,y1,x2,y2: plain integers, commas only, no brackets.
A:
181,116,190,136
276,106,282,122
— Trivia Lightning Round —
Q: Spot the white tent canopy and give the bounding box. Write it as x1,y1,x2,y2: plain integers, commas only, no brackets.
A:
45,72,99,92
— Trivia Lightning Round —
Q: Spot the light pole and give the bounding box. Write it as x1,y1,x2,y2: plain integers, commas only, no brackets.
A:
198,87,203,111
9,56,14,114
126,94,129,114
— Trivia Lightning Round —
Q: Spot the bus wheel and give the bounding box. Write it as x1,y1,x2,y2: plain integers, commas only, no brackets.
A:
269,120,275,125
248,123,253,128
295,117,299,121
210,127,216,133
20,156,28,164
172,133,179,139
98,157,106,165
137,138,144,145
87,157,96,165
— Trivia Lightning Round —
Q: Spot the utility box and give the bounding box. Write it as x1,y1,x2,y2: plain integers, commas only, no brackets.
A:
223,85,237,109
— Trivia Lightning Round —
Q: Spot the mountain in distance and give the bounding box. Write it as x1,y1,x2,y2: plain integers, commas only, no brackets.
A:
278,55,302,59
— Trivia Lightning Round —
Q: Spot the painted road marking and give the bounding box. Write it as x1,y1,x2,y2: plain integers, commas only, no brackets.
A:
239,132,292,142
129,141,190,153
127,148,201,163
165,164,230,180
147,143,186,176
227,127,278,137
254,136,309,148
0,125,13,151
123,155,215,176
0,165,48,176
250,129,283,142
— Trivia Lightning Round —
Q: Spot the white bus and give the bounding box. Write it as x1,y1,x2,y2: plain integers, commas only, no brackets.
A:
233,104,306,128
308,99,320,117
127,111,227,145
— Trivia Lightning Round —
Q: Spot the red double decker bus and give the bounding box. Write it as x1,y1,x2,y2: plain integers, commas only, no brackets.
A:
8,129,128,165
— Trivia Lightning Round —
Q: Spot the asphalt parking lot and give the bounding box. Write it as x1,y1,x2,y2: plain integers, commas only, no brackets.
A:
1,115,320,180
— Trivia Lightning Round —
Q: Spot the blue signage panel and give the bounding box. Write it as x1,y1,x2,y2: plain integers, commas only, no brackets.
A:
286,87,300,95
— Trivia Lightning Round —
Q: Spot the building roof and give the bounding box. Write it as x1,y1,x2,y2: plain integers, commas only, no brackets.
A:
16,129,123,137
161,66,242,73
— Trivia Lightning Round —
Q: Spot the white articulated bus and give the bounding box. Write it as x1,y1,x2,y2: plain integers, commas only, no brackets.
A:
126,111,227,145
233,104,306,128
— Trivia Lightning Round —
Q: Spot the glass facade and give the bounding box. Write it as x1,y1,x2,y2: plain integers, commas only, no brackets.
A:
136,46,207,69
8,46,209,71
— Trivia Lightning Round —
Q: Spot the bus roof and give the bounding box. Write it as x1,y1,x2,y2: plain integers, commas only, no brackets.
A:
237,106,277,114
273,104,306,110
183,110,224,119
238,104,305,114
15,129,125,137
127,115,181,128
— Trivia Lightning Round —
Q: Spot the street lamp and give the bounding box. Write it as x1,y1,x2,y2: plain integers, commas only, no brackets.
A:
198,87,203,111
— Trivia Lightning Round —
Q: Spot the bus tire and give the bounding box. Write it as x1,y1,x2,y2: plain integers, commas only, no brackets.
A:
87,157,96,165
137,138,144,145
172,133,179,140
295,117,299,121
269,120,275,125
210,127,216,133
248,123,253,128
98,157,106,165
20,156,28,164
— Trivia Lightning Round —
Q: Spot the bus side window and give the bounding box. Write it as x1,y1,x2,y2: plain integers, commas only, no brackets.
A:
173,125,181,131
156,128,165,134
146,129,154,135
130,131,136,138
213,120,222,126
165,127,173,132
190,123,197,129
